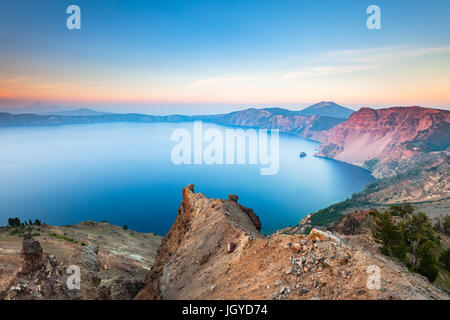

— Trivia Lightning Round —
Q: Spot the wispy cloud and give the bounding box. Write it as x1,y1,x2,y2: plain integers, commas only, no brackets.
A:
192,64,378,86
37,79,130,90
315,45,450,64
0,77,29,84
280,65,378,79
38,83,76,89
193,74,268,86
192,45,450,87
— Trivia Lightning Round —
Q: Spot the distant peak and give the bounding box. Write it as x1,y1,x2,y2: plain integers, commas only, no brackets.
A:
316,101,335,107
75,108,93,111
299,102,354,119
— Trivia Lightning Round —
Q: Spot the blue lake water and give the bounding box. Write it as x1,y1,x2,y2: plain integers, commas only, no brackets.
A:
0,122,374,235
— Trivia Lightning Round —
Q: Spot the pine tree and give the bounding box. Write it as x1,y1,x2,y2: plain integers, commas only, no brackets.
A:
444,215,450,236
404,212,435,266
417,241,439,282
373,211,406,260
439,248,450,271
7,217,21,228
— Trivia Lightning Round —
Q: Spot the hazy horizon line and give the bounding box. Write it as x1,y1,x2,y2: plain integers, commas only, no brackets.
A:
1,100,449,116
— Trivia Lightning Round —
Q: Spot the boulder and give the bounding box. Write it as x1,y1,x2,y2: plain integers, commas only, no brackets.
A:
308,228,346,246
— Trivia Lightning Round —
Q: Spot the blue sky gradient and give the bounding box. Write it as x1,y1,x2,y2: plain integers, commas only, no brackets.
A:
0,0,449,113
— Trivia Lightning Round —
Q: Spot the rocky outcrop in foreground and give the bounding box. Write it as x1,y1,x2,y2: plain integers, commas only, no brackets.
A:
0,222,162,300
137,185,449,300
1,233,105,300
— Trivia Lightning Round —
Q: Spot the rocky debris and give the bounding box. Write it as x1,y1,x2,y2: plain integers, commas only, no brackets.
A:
81,244,99,272
288,233,351,277
271,286,291,300
20,232,44,275
107,276,145,300
1,221,162,300
2,238,70,300
1,235,148,300
79,244,102,292
136,186,450,300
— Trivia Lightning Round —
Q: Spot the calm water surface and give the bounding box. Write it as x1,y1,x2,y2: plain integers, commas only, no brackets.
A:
0,122,374,234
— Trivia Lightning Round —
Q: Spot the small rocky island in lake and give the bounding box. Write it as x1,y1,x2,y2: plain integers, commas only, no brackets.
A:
299,152,307,158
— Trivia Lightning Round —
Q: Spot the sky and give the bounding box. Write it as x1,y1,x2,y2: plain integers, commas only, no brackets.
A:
0,0,449,114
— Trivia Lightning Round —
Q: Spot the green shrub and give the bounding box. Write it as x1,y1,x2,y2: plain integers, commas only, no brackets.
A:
49,233,78,244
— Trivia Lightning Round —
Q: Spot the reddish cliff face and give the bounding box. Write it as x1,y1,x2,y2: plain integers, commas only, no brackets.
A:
317,106,450,167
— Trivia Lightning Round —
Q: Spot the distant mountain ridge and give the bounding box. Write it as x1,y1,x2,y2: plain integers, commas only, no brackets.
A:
2,105,449,167
203,107,345,140
1,103,110,116
0,103,347,141
0,103,69,115
40,108,112,116
256,102,354,119
2,105,447,160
